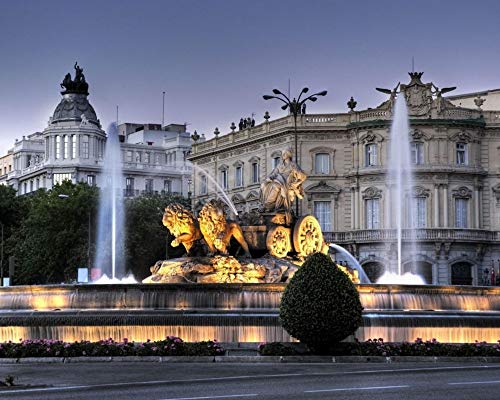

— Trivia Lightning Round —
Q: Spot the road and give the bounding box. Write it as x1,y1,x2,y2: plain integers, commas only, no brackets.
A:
1,362,500,399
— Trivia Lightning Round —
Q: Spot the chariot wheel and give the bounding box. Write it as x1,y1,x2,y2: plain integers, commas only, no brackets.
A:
293,215,324,257
266,225,292,258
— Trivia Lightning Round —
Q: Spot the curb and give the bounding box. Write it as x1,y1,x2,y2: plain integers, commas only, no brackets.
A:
1,355,500,364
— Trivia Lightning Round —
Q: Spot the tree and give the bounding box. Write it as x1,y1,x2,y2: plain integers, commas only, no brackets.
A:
12,182,98,284
0,185,26,280
124,193,190,281
279,252,363,353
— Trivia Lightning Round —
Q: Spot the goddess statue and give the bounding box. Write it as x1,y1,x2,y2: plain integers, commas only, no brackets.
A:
259,148,306,223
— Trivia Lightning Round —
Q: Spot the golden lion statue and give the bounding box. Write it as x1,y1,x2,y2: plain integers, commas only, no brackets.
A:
198,200,251,257
162,203,202,255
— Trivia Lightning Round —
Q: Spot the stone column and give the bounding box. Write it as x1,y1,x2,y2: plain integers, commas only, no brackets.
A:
354,187,360,229
385,184,391,228
434,184,439,227
474,186,480,228
443,185,449,227
351,187,355,230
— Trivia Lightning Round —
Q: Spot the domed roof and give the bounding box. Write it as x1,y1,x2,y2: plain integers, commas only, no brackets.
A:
51,93,99,125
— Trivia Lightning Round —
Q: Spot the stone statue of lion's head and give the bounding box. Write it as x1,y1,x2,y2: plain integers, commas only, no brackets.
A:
162,203,197,237
198,199,226,240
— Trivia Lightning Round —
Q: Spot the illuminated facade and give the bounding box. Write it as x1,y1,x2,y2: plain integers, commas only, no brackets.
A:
189,73,500,285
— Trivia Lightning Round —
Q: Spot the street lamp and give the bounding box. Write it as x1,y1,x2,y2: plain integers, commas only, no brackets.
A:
263,87,327,216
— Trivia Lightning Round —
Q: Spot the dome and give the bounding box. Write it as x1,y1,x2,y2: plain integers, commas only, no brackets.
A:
51,93,99,125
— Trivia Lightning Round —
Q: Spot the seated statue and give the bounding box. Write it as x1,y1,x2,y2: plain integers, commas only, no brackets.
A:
259,148,306,223
198,200,251,257
162,203,202,255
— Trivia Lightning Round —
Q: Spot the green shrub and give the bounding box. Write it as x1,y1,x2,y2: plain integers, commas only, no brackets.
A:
279,252,363,353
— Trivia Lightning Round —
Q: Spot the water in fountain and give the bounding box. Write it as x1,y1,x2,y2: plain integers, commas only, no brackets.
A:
191,164,239,216
94,123,127,281
329,243,370,283
379,95,423,285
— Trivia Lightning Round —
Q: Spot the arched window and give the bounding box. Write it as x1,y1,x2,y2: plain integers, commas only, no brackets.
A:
363,262,385,283
410,142,424,165
314,153,330,174
365,144,377,167
456,143,468,165
403,261,433,284
451,262,473,285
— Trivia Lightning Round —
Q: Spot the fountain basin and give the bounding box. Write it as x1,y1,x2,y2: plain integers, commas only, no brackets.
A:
0,284,499,343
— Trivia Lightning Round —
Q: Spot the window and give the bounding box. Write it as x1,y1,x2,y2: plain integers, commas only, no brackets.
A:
53,173,72,186
220,169,228,190
235,165,243,187
365,198,380,229
55,136,61,159
455,198,468,228
314,201,332,231
272,157,281,169
145,179,154,194
456,143,468,165
200,175,207,194
87,175,95,186
365,144,377,166
411,142,424,165
71,135,77,159
81,135,89,159
164,180,172,193
409,197,427,228
125,177,134,196
126,151,133,163
251,162,259,183
63,135,69,159
314,153,330,174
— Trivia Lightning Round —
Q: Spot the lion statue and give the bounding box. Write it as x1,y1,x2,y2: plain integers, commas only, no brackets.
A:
198,200,251,257
162,203,203,255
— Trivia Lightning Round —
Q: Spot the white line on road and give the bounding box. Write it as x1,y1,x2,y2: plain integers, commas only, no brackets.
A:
448,380,500,385
159,395,258,400
1,365,497,396
305,385,410,393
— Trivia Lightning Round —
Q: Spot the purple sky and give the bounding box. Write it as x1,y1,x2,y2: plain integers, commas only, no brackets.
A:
1,0,500,152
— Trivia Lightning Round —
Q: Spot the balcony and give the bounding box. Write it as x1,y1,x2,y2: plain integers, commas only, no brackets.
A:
323,228,500,244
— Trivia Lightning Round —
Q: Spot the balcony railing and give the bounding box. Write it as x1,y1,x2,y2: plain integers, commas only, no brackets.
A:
323,228,500,244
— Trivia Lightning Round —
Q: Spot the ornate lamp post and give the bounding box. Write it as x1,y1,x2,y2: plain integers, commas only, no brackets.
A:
263,87,327,216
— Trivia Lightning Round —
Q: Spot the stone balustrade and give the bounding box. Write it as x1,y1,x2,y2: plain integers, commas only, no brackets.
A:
324,228,500,243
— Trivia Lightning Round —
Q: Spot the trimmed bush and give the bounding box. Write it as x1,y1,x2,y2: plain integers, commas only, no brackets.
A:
279,252,363,352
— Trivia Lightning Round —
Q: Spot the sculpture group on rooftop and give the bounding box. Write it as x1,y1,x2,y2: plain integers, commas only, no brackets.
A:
60,62,89,95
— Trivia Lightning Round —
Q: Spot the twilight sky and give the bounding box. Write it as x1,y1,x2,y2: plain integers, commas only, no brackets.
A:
1,0,500,152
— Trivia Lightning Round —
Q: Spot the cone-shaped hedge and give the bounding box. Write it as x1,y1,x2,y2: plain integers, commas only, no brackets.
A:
279,252,363,352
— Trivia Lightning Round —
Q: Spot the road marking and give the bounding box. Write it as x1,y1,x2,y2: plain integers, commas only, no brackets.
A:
1,365,498,396
305,385,410,393
0,385,88,394
159,395,258,400
449,380,500,386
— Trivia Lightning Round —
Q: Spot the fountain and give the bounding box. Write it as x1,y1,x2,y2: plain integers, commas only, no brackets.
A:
1,85,500,344
94,123,126,281
378,89,424,284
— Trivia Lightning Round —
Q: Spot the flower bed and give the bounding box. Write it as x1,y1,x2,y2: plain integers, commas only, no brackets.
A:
258,338,500,357
0,337,225,358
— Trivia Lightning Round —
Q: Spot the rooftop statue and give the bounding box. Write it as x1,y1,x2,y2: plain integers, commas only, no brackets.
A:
259,148,306,224
60,62,89,95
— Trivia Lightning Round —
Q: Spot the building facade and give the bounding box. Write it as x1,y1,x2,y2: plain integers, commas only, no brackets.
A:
0,66,192,196
189,72,500,285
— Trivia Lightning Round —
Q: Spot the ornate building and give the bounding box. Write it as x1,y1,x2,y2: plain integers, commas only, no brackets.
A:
189,72,500,285
0,64,192,196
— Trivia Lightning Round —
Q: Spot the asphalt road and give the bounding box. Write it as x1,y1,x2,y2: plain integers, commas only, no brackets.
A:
1,362,500,399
